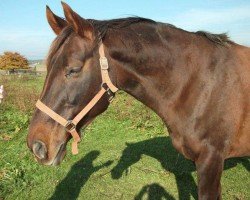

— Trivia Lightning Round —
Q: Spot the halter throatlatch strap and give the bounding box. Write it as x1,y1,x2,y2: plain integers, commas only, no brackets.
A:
99,43,118,93
35,43,118,155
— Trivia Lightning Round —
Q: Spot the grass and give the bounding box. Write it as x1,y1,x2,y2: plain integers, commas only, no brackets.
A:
0,75,249,200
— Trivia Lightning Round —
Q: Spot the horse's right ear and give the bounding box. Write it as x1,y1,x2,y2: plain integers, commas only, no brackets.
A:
46,5,67,35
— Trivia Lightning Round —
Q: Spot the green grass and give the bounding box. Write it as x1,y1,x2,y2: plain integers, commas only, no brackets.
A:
0,75,249,200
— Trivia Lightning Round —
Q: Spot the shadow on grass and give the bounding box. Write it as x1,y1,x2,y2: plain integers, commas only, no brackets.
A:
134,183,175,200
49,150,112,200
111,136,250,200
49,137,249,200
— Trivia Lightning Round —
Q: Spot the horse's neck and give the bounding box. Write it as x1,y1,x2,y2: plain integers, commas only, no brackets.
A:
105,25,209,122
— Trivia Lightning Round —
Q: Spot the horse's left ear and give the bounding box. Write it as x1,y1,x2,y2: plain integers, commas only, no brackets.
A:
61,2,94,41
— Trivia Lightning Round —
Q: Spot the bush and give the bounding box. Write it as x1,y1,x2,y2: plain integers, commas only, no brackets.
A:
0,52,29,70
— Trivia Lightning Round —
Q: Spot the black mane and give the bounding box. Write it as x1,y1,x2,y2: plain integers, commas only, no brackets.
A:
89,17,232,46
195,31,231,45
89,17,156,40
47,17,232,63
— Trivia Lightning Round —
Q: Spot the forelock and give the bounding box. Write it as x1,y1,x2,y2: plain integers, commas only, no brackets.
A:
46,26,74,68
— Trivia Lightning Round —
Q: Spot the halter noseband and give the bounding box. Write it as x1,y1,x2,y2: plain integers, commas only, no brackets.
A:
35,43,118,155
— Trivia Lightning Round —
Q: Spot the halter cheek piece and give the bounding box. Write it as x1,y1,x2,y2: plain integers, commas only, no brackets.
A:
35,43,118,155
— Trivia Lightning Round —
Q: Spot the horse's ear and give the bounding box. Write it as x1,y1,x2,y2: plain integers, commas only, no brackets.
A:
61,2,94,41
46,5,67,35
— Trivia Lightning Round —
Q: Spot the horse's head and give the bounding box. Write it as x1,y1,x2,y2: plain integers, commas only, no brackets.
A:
27,3,115,166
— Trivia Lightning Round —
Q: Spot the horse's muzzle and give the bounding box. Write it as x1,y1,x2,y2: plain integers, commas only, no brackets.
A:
32,140,48,160
30,139,66,166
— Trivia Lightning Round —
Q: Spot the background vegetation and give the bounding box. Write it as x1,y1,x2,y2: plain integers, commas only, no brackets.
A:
0,75,249,200
0,52,28,70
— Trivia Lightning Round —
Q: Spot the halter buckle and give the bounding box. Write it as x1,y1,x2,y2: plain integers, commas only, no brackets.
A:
99,57,109,70
65,120,76,132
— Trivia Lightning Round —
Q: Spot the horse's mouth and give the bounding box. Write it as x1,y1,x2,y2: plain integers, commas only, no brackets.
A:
51,143,67,166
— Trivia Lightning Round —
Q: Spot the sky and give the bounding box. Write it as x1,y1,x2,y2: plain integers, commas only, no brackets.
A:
0,0,249,60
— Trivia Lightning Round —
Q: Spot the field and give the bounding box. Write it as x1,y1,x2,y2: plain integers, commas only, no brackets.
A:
0,75,249,200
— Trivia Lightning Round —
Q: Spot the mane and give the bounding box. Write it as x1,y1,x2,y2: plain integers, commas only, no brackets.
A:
89,17,232,46
195,31,232,46
89,17,156,40
47,17,233,65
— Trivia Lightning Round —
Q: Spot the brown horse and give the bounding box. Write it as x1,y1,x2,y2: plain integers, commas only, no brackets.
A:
27,2,250,199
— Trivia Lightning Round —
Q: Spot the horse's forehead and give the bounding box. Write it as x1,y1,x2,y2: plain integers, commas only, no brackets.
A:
48,35,85,70
70,33,86,48
61,35,86,58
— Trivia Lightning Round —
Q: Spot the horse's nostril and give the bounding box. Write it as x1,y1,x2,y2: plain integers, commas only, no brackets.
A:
32,140,47,160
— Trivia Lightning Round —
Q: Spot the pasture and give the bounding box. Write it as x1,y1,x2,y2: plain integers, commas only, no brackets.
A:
0,75,249,200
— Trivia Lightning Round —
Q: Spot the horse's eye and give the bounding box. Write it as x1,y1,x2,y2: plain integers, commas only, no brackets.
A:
65,67,82,78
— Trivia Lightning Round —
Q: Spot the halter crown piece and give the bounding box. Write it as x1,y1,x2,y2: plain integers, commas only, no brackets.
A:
36,43,118,155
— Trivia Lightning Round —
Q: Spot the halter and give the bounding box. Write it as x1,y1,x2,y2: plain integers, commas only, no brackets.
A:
36,43,118,155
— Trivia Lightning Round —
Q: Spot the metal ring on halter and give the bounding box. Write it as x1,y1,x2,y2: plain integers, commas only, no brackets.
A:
65,120,76,132
102,83,115,102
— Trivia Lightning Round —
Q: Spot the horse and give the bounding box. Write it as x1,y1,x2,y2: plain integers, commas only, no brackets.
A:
27,2,250,199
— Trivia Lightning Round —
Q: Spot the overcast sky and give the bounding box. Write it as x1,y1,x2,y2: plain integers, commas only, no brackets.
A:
0,0,249,60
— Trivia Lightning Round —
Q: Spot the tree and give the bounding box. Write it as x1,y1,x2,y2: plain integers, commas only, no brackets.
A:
0,52,29,70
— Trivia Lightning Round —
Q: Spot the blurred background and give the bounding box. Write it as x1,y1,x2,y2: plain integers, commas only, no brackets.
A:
0,0,249,61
